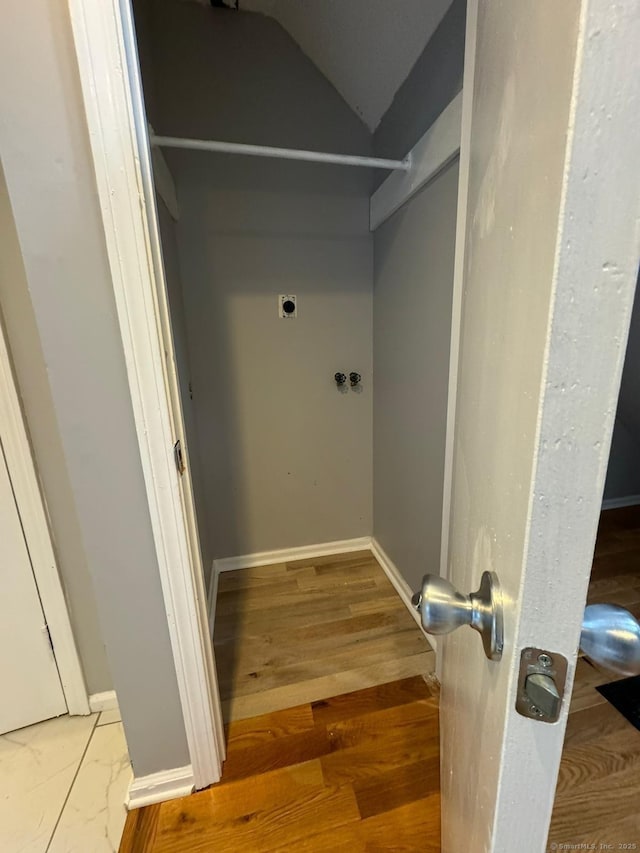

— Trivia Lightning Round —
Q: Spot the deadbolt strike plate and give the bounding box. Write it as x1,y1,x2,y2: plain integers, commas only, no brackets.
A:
515,647,568,723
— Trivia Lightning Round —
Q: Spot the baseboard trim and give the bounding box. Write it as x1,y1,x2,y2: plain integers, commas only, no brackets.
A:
370,538,437,654
126,764,195,810
88,690,118,713
213,537,373,573
602,495,640,510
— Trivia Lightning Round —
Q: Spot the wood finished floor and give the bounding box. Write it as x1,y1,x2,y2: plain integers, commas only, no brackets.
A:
549,506,640,847
213,550,436,722
121,509,640,852
119,676,441,853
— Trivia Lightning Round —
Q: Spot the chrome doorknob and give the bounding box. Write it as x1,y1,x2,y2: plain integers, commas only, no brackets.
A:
580,603,640,676
412,572,503,661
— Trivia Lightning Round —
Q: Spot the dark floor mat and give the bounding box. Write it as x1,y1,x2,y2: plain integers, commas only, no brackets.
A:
596,674,640,730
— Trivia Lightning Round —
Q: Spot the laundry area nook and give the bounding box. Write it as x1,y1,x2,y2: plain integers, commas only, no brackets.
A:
133,0,459,722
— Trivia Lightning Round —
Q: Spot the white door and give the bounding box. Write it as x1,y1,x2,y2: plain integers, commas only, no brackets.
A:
0,440,66,734
438,1,640,851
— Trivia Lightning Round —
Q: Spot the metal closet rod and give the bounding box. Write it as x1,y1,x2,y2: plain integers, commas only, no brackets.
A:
150,134,412,172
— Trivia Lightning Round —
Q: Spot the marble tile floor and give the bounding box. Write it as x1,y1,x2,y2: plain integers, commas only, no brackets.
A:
0,706,131,853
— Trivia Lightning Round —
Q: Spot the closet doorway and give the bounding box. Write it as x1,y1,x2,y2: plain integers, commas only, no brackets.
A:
134,0,456,730
72,0,640,849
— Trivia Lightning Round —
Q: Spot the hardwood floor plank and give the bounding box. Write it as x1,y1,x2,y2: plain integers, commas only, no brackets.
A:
128,553,440,851
311,675,434,726
222,651,435,722
214,552,434,721
219,629,428,698
221,725,333,783
325,697,438,751
215,581,399,628
218,562,290,581
276,609,410,644
590,550,640,580
215,578,301,611
295,574,379,593
321,727,439,790
215,614,421,681
562,700,629,749
555,725,640,795
359,795,441,853
120,679,441,853
119,804,160,853
293,795,441,853
213,604,354,642
217,565,314,590
354,756,440,819
312,562,385,580
551,506,640,842
549,762,640,841
181,759,326,817
567,659,610,713
225,703,315,752
154,778,360,853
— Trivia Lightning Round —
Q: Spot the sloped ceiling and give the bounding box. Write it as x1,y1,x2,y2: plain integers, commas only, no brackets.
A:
240,0,453,131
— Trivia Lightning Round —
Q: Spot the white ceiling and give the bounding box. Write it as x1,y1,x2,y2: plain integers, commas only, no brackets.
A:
240,0,453,131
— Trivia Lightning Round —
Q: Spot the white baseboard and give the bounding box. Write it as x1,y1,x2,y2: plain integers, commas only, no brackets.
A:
88,690,118,713
213,537,373,573
370,537,437,654
602,495,640,510
126,764,195,810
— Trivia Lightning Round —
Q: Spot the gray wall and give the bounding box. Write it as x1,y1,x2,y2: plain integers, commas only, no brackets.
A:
604,271,640,500
373,0,466,183
373,162,459,591
371,0,465,589
143,4,374,559
0,167,112,695
1,0,189,776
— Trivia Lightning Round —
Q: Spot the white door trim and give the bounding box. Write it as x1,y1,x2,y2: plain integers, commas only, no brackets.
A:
67,0,224,788
0,314,89,716
439,0,478,581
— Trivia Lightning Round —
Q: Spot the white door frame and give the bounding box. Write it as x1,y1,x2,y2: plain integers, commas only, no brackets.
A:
67,0,224,788
439,0,477,580
0,313,90,716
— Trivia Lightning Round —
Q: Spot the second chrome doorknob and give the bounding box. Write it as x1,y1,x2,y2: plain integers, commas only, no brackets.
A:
412,576,640,676
580,603,640,676
412,572,504,661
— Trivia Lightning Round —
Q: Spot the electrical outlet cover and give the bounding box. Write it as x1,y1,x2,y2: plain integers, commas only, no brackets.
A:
279,294,297,318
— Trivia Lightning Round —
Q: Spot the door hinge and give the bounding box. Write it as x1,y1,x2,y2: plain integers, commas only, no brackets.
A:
173,439,185,475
